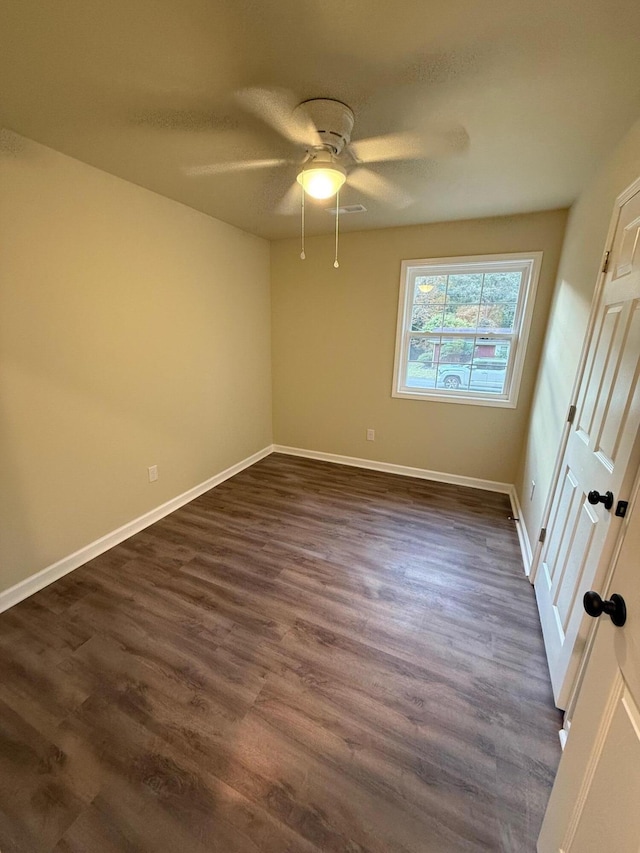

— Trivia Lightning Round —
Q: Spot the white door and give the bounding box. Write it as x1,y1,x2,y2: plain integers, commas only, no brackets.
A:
535,182,640,709
538,472,640,852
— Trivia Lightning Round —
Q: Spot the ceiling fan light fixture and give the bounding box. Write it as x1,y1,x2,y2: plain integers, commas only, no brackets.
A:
297,152,346,200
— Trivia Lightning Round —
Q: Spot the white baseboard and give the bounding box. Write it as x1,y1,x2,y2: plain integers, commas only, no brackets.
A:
509,485,533,578
0,445,273,614
558,728,568,750
1,443,531,614
274,446,535,579
273,444,512,494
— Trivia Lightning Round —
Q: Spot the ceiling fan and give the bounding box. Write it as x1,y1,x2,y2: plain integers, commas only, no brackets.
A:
185,87,468,214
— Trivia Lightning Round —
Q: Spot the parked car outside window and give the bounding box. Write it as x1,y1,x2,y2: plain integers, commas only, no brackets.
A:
436,361,507,393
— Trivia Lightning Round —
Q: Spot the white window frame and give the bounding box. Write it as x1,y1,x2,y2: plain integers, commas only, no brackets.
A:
392,251,543,408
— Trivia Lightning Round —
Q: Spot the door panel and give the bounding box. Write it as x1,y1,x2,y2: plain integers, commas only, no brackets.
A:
554,502,597,631
540,469,579,592
576,305,620,440
617,210,640,278
534,187,640,709
598,304,640,463
538,466,640,851
567,683,640,853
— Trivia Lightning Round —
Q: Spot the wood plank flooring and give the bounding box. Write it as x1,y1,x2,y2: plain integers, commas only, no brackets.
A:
0,454,562,852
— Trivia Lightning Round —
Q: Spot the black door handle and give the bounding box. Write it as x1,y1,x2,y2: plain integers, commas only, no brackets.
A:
587,490,614,510
583,591,627,627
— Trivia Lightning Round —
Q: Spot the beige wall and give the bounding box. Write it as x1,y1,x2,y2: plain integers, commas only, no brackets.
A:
517,118,640,552
9,115,639,597
0,134,272,593
271,209,567,484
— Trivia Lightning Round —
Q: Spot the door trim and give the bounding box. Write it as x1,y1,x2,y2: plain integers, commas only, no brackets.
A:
531,175,640,715
530,175,640,586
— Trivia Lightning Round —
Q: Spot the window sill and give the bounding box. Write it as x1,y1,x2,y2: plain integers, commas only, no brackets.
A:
392,387,518,408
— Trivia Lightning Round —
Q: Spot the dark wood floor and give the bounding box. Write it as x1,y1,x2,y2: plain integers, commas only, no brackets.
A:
0,454,562,852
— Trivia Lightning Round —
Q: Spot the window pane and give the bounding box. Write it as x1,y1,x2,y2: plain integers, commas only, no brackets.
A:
435,337,475,366
411,303,446,332
442,303,480,330
406,336,437,389
468,341,511,394
408,336,436,362
435,361,472,390
414,275,447,302
478,303,517,332
481,272,522,304
474,339,508,360
446,274,483,306
467,363,507,394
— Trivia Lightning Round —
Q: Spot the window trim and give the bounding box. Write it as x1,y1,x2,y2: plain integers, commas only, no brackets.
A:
392,251,543,408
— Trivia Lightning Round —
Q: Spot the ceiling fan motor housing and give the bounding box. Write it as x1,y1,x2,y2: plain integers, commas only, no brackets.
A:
295,98,355,155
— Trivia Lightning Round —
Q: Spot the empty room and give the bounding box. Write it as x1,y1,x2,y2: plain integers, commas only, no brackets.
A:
1,1,640,851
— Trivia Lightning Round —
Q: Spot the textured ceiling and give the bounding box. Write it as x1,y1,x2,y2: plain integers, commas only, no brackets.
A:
1,0,640,239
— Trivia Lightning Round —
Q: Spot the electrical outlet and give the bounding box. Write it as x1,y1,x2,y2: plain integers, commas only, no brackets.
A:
530,480,536,500
366,428,375,441
148,465,158,483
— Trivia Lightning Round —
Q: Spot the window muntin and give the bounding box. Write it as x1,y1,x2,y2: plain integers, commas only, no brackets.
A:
393,253,542,407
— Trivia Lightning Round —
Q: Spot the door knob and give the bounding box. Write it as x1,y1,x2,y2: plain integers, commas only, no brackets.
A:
587,490,614,510
583,591,627,627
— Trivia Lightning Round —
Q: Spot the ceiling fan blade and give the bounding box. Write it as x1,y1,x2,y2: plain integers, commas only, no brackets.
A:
236,87,321,148
423,125,470,157
274,182,302,216
349,132,426,164
348,166,413,209
184,158,288,176
350,126,469,164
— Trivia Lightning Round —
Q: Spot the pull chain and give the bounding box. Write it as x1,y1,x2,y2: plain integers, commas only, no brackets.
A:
300,183,306,260
334,189,340,269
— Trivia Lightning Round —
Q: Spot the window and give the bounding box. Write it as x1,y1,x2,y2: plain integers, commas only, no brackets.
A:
392,252,542,407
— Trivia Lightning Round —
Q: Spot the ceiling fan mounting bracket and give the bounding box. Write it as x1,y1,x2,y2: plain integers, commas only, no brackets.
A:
294,98,354,155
